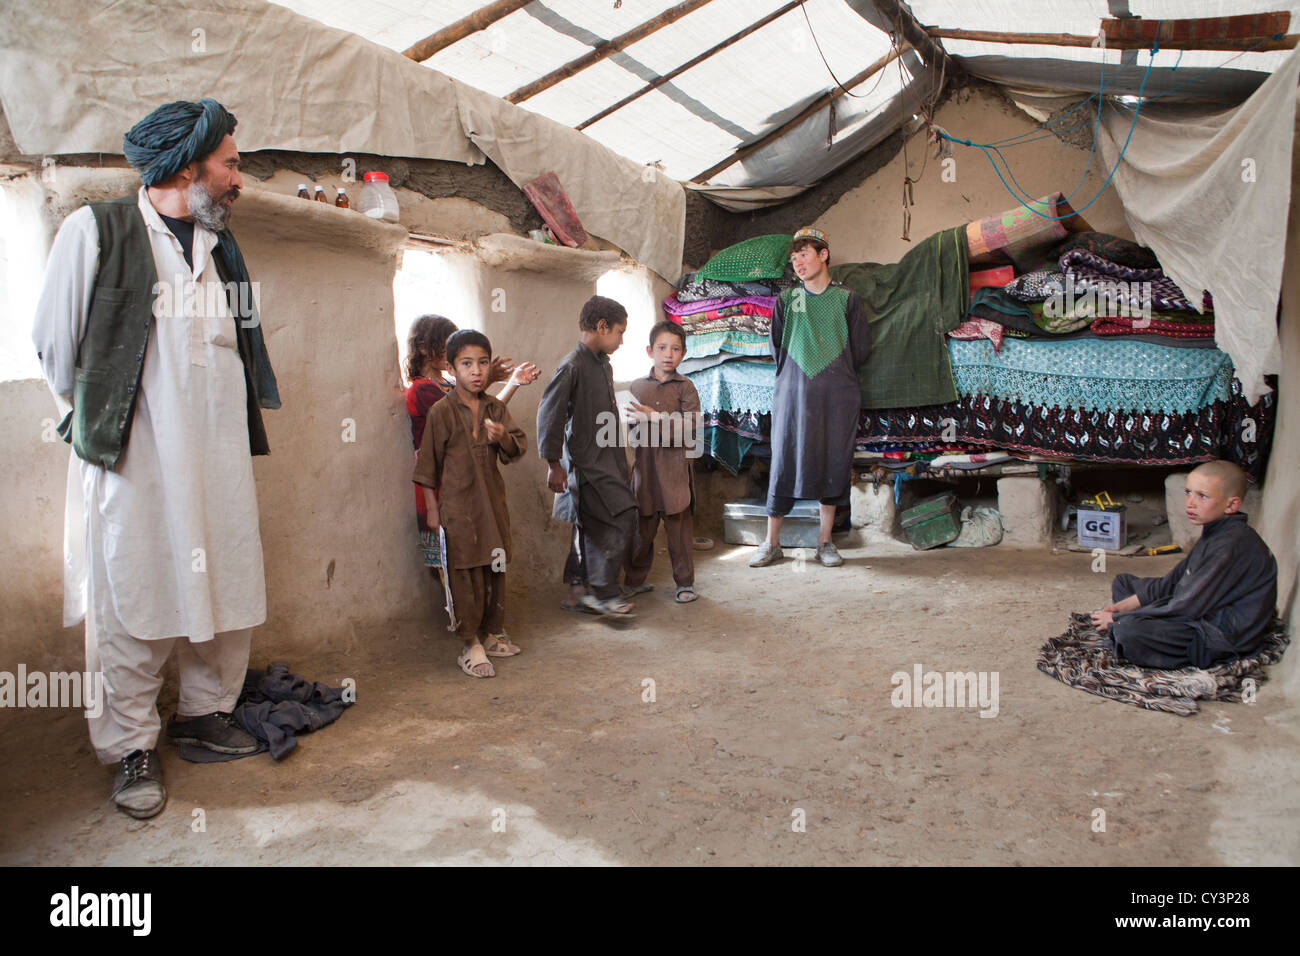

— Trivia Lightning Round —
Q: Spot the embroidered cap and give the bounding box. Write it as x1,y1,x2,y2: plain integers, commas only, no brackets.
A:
790,226,829,250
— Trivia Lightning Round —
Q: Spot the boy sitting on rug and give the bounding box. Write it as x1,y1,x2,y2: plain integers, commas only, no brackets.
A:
1091,460,1277,669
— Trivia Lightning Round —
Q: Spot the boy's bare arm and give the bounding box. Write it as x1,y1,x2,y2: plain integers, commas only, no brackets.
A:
493,361,540,405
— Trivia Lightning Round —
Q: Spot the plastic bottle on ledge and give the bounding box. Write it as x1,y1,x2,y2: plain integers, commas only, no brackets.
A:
358,171,400,222
335,188,350,209
314,186,328,203
297,184,311,200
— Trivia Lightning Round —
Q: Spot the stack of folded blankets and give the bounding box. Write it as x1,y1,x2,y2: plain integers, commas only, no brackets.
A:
671,218,1275,482
859,230,1275,480
668,235,794,472
951,231,1216,345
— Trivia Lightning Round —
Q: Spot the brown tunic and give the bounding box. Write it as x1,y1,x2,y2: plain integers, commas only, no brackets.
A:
412,391,526,571
628,368,700,516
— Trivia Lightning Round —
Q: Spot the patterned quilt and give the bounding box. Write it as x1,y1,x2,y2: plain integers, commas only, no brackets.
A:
1037,613,1288,716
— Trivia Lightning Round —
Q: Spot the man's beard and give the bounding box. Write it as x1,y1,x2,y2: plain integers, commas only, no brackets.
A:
187,180,237,231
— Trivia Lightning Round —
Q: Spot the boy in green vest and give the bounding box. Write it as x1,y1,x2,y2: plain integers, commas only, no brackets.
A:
750,227,871,569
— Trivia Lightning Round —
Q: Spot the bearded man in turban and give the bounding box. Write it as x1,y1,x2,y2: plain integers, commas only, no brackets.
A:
33,99,280,819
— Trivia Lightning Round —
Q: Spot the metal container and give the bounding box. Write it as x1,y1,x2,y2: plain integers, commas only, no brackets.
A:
722,498,848,548
900,491,961,550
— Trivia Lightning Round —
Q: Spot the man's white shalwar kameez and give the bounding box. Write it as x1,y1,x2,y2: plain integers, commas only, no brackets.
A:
33,188,265,763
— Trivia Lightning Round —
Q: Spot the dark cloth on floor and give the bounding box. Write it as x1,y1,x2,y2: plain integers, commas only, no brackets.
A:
1110,513,1277,664
1037,612,1288,716
450,565,505,639
179,663,354,762
625,509,694,589
830,225,969,409
767,284,870,508
563,503,637,601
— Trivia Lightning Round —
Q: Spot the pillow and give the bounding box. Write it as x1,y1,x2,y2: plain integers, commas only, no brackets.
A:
696,234,793,282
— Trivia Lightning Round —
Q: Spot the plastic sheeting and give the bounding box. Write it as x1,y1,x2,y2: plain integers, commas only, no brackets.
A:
0,0,480,164
453,79,684,283
1097,46,1300,404
273,0,931,193
0,0,684,280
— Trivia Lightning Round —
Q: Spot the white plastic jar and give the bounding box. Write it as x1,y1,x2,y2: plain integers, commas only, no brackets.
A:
358,171,400,222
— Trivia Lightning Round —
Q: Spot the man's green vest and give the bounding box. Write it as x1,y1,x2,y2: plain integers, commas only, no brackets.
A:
57,195,274,469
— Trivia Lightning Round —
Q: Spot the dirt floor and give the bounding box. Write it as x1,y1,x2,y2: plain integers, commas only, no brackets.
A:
3,517,1298,866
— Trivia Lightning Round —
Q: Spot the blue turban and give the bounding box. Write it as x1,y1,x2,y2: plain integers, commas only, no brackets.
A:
122,98,238,187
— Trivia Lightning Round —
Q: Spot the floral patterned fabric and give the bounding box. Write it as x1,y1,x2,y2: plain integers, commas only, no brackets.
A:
1037,613,1288,716
856,376,1275,480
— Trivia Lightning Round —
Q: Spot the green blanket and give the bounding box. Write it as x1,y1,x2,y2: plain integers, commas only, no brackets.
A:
830,226,969,409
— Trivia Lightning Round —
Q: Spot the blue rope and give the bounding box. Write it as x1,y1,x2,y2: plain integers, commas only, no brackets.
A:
932,29,1286,220
1061,31,1112,203
939,45,1156,220
969,29,1279,150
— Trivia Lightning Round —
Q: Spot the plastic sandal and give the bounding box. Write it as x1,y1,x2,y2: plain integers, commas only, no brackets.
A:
483,633,521,657
579,593,637,619
457,644,495,678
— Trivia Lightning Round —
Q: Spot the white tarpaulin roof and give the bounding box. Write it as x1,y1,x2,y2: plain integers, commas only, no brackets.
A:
268,0,1297,190
2,0,1296,285
0,0,686,280
272,0,935,190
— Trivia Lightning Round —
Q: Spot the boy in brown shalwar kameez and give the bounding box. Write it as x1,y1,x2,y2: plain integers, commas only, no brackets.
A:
413,330,528,678
622,321,702,603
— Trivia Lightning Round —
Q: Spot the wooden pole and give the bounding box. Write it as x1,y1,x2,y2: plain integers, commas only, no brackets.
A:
402,0,535,63
925,26,1298,52
691,45,905,184
871,0,958,74
576,0,803,131
505,0,719,104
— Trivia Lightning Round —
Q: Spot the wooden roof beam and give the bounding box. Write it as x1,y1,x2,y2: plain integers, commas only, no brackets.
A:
506,0,719,104
871,0,958,76
403,0,535,63
691,44,906,184
576,0,804,131
927,12,1296,52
